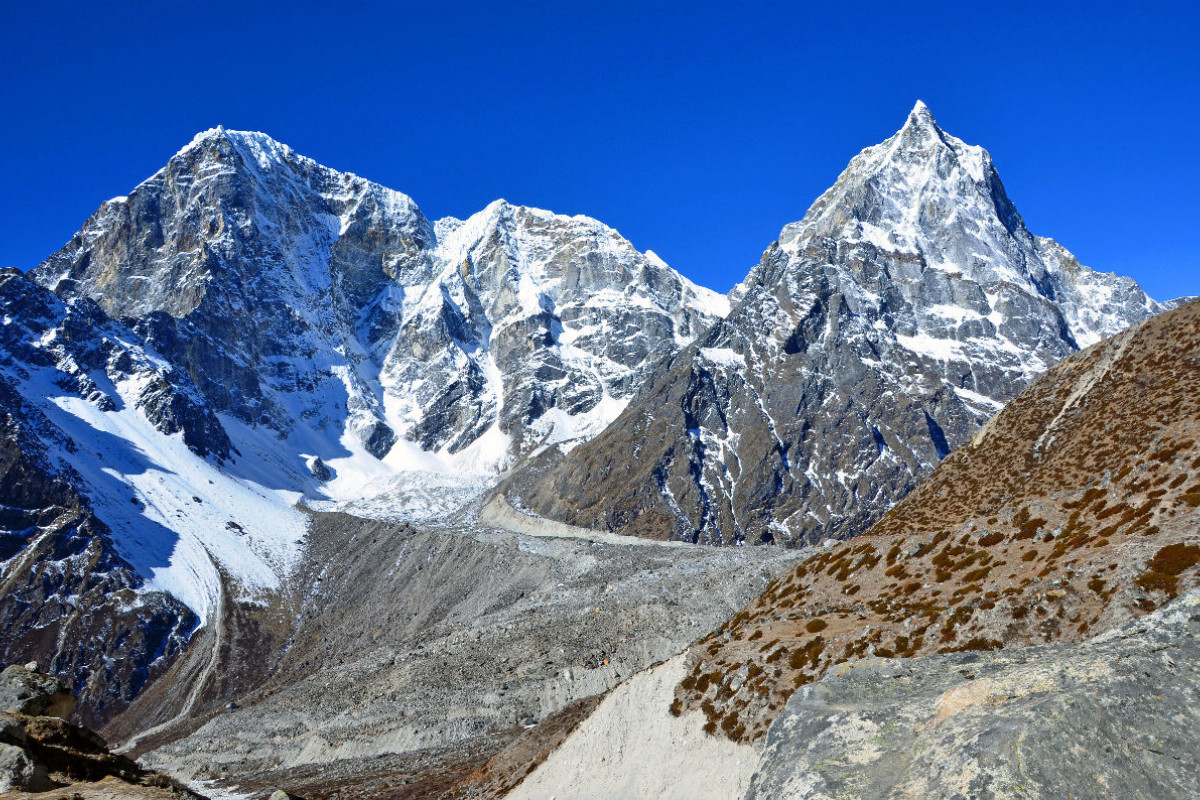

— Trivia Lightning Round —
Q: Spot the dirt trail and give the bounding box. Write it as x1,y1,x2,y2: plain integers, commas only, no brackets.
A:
481,495,686,548
120,551,226,754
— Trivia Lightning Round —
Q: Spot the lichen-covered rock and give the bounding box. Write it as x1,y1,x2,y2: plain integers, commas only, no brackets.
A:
746,592,1200,799
0,709,203,797
0,665,76,719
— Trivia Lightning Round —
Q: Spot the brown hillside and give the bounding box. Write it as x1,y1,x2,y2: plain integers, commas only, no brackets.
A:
676,300,1200,742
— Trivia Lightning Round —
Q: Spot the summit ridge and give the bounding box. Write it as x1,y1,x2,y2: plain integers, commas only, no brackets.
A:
509,103,1176,546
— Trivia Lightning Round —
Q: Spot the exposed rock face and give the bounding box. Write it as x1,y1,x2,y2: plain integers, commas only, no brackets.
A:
676,299,1200,742
397,201,726,459
747,591,1200,800
33,130,726,478
0,269,229,461
0,667,200,797
511,101,1173,545
0,273,202,727
35,129,433,462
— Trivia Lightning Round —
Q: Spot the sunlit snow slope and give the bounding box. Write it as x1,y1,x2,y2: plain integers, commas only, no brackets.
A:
32,129,728,526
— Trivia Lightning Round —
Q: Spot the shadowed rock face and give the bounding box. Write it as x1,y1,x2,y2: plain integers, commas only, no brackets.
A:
510,102,1174,546
747,592,1200,800
0,665,201,797
0,272,209,728
33,131,726,467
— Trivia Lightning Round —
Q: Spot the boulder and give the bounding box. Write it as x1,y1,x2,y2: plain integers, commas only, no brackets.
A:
0,665,76,719
0,740,52,793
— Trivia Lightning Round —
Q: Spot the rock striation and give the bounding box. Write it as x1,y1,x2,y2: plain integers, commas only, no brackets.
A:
747,591,1200,799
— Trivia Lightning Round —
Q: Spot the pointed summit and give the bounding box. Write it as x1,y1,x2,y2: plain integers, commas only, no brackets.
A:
894,99,946,149
905,99,937,129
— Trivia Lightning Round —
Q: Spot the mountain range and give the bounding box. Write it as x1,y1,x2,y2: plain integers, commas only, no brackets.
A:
0,102,1192,798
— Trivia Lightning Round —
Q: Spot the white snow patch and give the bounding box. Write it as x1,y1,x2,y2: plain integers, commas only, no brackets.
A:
699,347,746,369
40,375,306,624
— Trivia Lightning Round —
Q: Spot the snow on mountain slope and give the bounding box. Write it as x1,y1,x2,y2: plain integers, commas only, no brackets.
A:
510,101,1178,546
43,382,305,623
0,270,304,624
0,268,306,724
33,130,727,523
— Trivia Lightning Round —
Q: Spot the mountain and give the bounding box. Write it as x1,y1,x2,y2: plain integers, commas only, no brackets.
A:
506,101,1176,546
498,297,1200,800
34,129,726,507
1,108,1192,797
673,297,1200,743
2,128,726,727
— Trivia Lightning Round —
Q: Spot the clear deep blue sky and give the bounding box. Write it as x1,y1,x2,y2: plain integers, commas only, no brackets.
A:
3,1,1197,300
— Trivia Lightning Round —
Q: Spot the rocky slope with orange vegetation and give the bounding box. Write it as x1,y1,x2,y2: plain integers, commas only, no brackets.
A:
674,298,1200,743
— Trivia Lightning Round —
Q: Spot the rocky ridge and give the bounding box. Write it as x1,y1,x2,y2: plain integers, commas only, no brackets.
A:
34,128,726,494
510,101,1174,546
673,298,1200,743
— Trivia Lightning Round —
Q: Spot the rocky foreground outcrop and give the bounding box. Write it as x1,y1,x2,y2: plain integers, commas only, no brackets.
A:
747,591,1200,799
509,590,1200,799
0,664,198,797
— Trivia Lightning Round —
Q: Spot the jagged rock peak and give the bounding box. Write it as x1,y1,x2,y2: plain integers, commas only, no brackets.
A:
511,101,1173,548
787,100,1009,254
177,125,296,163
902,98,938,131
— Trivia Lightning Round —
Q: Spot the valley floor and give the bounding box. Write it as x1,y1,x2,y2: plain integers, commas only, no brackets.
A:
108,502,800,799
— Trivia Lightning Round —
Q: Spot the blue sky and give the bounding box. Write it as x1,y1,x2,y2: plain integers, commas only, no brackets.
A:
2,1,1197,300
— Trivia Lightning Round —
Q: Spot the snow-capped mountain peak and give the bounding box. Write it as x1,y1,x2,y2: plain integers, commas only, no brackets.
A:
32,128,728,523
510,102,1177,547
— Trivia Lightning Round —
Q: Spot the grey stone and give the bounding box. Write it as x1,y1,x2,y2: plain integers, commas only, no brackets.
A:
0,741,49,793
0,666,75,718
746,591,1200,799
